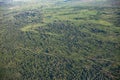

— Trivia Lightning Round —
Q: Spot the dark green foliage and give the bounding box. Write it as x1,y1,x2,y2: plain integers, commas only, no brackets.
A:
14,10,42,26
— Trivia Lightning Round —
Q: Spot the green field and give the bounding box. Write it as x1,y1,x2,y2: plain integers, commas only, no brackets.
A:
0,0,120,80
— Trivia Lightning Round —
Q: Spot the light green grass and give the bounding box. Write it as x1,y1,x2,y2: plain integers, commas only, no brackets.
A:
21,23,46,32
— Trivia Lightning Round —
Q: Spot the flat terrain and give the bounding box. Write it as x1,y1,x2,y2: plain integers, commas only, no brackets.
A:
0,0,120,80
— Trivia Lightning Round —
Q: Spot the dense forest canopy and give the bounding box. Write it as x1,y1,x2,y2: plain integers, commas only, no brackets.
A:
0,0,120,80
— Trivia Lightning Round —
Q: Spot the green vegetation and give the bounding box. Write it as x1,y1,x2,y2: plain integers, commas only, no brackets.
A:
0,0,120,80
